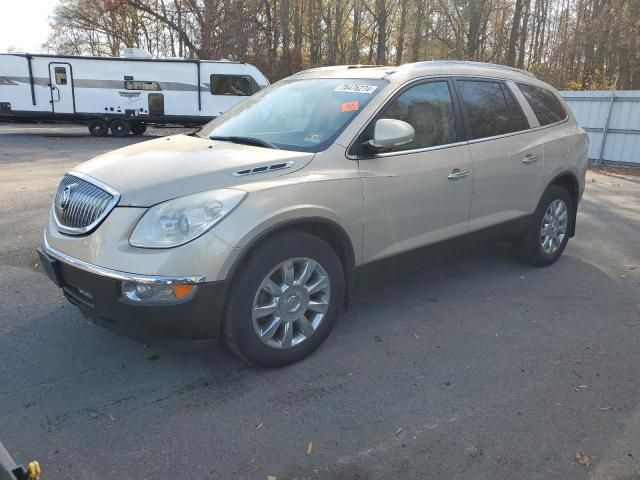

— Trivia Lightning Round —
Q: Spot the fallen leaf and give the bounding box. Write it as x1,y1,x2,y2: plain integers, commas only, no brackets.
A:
576,452,592,466
306,442,313,455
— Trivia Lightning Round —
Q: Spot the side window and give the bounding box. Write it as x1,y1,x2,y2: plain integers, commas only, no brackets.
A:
376,81,457,152
517,83,567,126
210,74,258,96
457,80,528,140
124,81,161,91
54,67,67,85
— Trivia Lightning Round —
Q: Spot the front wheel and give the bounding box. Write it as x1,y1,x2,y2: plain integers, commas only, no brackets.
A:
517,185,574,266
223,231,345,367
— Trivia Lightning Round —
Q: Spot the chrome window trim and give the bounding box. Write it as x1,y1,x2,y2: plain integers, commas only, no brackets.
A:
52,171,121,235
364,141,469,159
42,235,206,285
464,117,570,145
344,73,572,160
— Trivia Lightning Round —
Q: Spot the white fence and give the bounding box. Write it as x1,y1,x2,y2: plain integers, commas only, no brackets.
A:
559,90,640,165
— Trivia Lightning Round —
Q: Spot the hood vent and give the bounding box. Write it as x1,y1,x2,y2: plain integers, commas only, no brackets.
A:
233,161,294,177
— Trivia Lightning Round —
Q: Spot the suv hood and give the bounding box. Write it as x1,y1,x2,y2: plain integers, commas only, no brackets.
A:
74,134,314,206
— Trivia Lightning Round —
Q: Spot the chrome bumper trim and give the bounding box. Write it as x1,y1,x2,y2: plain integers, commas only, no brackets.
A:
42,235,206,285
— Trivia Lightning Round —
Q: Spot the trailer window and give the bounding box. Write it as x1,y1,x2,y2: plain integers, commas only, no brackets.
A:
124,81,161,91
210,74,259,96
54,67,67,85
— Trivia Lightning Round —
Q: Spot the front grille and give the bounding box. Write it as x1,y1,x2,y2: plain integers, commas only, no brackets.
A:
53,173,120,235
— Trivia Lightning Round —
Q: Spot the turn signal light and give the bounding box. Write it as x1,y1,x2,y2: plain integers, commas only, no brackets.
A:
173,284,194,299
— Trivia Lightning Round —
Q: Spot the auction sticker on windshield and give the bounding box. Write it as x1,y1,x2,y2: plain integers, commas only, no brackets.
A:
341,101,359,112
334,84,378,94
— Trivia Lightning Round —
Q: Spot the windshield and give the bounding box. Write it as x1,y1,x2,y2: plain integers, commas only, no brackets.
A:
198,78,387,152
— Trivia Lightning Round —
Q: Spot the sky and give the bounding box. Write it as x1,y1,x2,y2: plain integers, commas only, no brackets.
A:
0,0,58,53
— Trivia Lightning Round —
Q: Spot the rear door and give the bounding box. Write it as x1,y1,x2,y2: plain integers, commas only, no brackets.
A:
48,63,74,114
454,78,543,231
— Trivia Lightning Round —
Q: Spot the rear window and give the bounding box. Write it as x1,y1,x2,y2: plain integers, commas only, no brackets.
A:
517,83,568,126
457,80,528,140
210,74,259,96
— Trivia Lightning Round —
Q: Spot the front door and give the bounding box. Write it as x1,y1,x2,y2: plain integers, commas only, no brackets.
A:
48,63,74,114
358,79,474,263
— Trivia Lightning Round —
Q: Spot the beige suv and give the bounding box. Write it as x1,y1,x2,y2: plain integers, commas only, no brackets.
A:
38,61,588,367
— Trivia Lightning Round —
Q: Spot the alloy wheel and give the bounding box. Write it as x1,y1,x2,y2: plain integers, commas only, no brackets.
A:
540,198,568,255
252,257,331,349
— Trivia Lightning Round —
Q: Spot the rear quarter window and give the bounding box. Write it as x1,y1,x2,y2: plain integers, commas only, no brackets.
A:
516,83,568,126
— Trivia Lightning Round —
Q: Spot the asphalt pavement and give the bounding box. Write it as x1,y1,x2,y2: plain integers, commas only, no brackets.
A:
1,122,639,480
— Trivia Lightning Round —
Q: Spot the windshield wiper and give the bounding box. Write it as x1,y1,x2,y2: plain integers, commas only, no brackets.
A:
209,135,279,149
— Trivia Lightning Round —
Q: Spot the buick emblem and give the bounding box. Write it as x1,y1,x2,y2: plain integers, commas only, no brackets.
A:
59,185,72,211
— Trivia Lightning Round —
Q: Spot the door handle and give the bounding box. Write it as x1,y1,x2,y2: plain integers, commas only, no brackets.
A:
522,154,539,164
51,85,60,102
448,169,470,180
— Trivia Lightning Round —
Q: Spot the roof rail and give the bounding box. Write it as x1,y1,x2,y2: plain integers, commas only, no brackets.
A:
292,65,347,76
347,64,380,69
400,60,536,78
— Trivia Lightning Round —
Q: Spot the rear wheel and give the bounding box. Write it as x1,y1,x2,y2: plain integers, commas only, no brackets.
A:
88,119,109,137
130,122,147,135
110,118,130,137
223,231,345,367
517,185,574,266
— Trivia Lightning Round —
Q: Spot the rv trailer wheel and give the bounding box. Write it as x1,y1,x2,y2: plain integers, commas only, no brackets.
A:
130,122,147,135
110,119,131,137
88,119,109,137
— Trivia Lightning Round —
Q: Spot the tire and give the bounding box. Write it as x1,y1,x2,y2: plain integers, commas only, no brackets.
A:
88,119,109,137
517,184,574,266
223,231,345,367
130,122,147,135
109,118,130,137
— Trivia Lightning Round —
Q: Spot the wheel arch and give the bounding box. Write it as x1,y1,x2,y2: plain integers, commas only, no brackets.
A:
221,217,357,330
545,171,580,236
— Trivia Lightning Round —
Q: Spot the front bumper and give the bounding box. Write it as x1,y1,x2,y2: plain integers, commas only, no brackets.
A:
37,244,226,339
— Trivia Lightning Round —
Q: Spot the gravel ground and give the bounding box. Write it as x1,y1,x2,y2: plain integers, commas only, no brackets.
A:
1,123,639,480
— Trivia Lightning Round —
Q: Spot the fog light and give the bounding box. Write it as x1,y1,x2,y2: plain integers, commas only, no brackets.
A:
121,281,196,303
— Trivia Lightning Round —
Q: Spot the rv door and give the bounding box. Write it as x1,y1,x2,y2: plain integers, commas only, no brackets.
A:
48,63,74,114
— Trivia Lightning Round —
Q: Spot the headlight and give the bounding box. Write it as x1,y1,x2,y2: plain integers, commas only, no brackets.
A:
129,189,246,248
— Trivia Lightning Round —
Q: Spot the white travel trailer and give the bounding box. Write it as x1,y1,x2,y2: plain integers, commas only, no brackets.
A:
0,49,269,136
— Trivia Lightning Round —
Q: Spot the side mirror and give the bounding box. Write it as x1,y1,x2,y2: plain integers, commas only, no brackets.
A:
366,118,415,151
